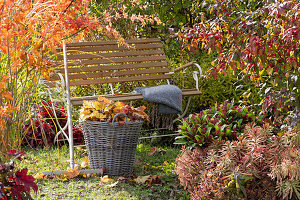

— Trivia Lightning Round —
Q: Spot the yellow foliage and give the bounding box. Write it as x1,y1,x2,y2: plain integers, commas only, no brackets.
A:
80,97,149,122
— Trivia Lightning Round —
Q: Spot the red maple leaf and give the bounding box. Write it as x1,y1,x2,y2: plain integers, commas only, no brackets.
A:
11,185,26,200
14,169,38,193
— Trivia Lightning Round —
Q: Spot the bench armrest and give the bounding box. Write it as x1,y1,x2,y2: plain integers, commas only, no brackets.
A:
172,61,194,72
168,61,203,90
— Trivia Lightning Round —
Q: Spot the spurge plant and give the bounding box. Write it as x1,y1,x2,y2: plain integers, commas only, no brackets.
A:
175,124,300,199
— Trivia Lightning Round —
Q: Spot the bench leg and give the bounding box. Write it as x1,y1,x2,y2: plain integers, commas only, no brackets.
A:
44,85,74,169
173,96,192,123
66,110,75,169
63,41,75,169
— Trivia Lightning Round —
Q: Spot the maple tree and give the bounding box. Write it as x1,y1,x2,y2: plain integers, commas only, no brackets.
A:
179,0,299,78
0,0,100,155
0,0,158,154
178,0,299,118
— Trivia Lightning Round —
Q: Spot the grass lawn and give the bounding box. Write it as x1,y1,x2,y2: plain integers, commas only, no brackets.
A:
19,142,188,200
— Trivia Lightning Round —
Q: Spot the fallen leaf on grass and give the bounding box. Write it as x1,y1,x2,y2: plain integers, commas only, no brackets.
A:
56,175,68,181
100,175,114,183
82,173,90,178
162,161,169,166
134,175,162,185
134,175,151,184
34,173,47,180
80,156,89,168
147,175,162,185
64,167,80,179
148,147,158,156
81,172,99,178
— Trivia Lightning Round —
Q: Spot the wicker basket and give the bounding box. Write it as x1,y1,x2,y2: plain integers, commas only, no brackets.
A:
80,113,143,176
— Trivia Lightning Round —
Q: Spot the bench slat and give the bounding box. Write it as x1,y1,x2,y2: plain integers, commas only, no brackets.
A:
50,67,169,81
57,55,166,67
65,38,161,47
53,62,168,74
58,43,163,52
56,49,165,61
69,74,171,86
69,89,201,106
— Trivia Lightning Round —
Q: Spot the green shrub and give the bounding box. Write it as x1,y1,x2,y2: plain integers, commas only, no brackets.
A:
175,100,259,148
196,74,246,110
172,72,253,113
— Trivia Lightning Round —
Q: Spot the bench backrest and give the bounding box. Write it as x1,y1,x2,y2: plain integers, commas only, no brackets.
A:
50,38,170,87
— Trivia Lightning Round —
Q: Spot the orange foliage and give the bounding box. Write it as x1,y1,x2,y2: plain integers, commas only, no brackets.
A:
0,0,159,153
0,0,100,71
0,0,102,151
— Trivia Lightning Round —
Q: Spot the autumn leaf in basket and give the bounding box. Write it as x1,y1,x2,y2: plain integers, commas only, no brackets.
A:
133,110,149,122
137,105,146,112
82,101,94,109
80,97,149,123
93,101,106,111
98,96,113,104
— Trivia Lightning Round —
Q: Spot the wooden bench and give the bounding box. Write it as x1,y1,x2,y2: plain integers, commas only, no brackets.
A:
45,38,203,169
48,38,202,106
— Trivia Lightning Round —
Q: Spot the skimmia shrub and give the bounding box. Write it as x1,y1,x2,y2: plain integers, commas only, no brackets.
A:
175,100,259,147
24,101,83,147
175,124,300,199
0,150,38,200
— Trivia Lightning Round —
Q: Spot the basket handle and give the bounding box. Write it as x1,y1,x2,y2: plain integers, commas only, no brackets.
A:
112,112,128,123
